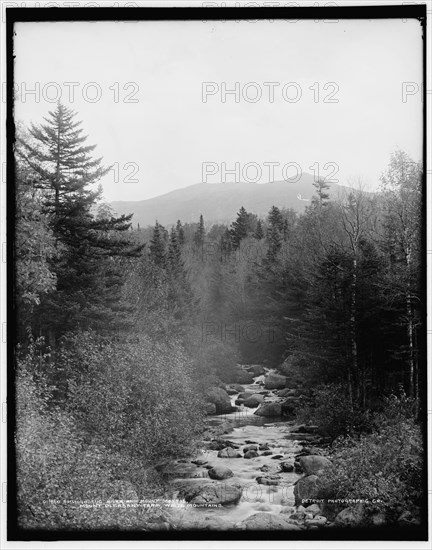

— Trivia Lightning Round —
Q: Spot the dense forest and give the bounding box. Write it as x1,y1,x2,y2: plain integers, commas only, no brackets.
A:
13,104,425,532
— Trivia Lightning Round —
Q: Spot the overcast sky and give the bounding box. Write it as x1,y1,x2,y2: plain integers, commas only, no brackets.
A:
14,18,423,202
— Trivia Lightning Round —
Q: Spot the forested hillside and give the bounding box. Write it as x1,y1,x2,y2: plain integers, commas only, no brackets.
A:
13,104,425,532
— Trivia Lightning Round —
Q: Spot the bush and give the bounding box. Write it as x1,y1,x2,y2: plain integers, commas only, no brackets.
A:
15,331,204,529
317,393,423,521
295,383,375,439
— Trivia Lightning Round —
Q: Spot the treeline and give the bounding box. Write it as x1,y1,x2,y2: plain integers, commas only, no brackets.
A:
148,162,423,412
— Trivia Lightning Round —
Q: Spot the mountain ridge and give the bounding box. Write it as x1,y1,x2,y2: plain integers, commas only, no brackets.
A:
111,175,358,227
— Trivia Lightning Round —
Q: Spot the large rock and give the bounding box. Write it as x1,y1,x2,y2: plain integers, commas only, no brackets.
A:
208,466,234,480
254,402,282,417
230,384,245,393
334,504,366,527
305,503,322,516
280,461,295,473
235,513,302,530
243,394,265,408
243,444,259,452
245,364,265,377
305,515,327,527
264,373,287,390
232,368,254,384
238,392,254,400
294,475,320,506
208,438,238,450
183,479,243,506
204,387,234,414
218,447,242,458
256,475,281,485
298,455,333,476
244,450,259,459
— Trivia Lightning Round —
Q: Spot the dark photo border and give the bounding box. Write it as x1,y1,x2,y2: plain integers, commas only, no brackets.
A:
5,3,428,542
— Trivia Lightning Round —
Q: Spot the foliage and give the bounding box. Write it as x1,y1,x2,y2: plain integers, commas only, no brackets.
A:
15,332,204,529
317,393,423,519
295,383,376,439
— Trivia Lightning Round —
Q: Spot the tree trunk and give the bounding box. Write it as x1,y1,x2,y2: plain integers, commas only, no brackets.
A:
350,257,359,404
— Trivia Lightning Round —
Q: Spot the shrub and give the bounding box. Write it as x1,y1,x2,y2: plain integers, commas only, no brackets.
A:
15,331,204,529
295,383,375,439
317,393,423,521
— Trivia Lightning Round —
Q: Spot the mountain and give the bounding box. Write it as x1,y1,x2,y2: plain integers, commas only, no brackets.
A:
111,174,355,227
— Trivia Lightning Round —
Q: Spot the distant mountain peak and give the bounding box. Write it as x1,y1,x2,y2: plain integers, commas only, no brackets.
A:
111,175,351,227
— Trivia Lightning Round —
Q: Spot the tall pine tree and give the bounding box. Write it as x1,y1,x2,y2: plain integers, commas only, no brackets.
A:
17,103,143,342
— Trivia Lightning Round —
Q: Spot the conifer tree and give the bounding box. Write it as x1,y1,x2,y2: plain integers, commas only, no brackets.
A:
254,219,264,240
176,220,185,245
193,214,206,248
267,206,284,233
16,103,143,341
312,178,330,207
149,221,167,267
230,206,249,249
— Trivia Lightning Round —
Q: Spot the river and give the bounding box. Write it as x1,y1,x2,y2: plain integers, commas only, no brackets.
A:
163,368,313,530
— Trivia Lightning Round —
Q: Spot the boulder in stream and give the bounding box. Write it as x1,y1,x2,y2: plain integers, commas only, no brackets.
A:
218,447,242,458
182,479,243,506
231,367,254,385
208,466,234,480
280,461,295,472
298,455,333,476
305,515,327,527
254,402,282,417
238,392,254,400
235,512,302,530
230,384,245,393
294,475,320,506
264,373,287,390
209,438,239,451
244,394,265,408
204,387,235,414
305,503,322,516
334,503,366,527
244,450,259,459
243,444,259,452
256,475,281,485
191,458,208,466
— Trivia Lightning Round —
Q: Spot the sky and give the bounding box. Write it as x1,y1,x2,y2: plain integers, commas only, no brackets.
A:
13,17,423,202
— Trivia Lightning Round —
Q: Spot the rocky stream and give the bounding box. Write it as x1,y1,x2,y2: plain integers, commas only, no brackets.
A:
150,365,348,532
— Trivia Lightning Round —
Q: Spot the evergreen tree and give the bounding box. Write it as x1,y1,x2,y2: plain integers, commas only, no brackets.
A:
167,227,182,273
265,224,282,265
220,228,233,260
312,178,330,207
176,220,185,245
230,206,250,249
254,219,264,240
194,214,206,248
282,219,289,241
16,103,143,342
149,221,167,267
267,206,284,233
